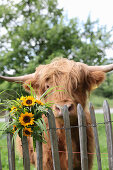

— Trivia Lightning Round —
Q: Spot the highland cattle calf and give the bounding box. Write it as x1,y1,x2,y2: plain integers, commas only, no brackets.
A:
1,58,113,170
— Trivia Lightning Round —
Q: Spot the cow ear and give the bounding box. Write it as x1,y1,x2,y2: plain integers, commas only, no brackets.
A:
23,78,39,93
86,71,105,91
23,64,45,93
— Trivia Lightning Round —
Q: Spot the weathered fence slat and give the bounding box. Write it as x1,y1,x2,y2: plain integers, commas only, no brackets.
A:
7,133,15,170
47,109,61,170
62,105,73,170
77,104,88,170
21,136,30,170
0,150,2,170
6,115,15,170
89,103,102,170
103,100,113,170
36,140,43,170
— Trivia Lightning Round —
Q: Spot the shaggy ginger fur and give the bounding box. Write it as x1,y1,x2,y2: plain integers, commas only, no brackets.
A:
17,58,105,170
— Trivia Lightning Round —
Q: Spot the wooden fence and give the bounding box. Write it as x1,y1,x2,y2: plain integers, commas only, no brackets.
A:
0,100,113,170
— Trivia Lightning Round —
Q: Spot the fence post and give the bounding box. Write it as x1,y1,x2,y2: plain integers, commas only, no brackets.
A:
21,136,30,170
89,103,102,170
36,140,43,170
6,114,15,170
0,150,2,170
47,109,61,170
77,104,88,170
62,105,73,170
103,100,113,170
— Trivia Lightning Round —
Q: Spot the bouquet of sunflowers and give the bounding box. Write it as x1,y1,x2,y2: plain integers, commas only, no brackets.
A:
1,90,51,149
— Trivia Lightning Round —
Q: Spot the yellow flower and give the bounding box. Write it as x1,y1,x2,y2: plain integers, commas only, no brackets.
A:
10,106,17,113
12,125,17,134
19,105,22,108
35,99,44,105
22,96,35,106
19,112,34,127
20,96,26,101
23,127,32,137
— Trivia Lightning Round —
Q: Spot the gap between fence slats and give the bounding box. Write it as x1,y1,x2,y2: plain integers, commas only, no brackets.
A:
89,103,102,170
103,100,113,170
47,109,61,170
62,105,73,170
77,104,88,170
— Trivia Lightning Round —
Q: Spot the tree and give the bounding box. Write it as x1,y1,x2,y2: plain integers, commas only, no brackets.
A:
0,0,64,75
74,16,113,65
0,0,113,94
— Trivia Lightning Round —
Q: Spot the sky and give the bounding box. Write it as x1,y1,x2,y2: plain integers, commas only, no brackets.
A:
58,0,113,59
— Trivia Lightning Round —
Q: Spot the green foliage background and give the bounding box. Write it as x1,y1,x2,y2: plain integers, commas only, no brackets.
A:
0,0,113,98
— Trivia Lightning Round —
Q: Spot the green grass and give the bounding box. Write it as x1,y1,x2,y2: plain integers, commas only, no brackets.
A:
92,114,113,170
89,94,113,109
0,114,113,170
0,123,36,170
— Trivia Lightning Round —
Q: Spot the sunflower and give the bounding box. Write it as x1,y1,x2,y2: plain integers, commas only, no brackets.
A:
17,96,25,108
22,96,35,106
23,127,32,136
19,112,34,126
20,96,26,101
19,105,22,108
12,125,18,134
35,99,44,105
10,106,17,113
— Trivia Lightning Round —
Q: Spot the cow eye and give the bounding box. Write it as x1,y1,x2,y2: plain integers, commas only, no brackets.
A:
45,84,50,90
46,85,50,89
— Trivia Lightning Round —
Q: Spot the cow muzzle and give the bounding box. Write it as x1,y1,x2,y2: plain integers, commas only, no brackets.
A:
55,103,75,117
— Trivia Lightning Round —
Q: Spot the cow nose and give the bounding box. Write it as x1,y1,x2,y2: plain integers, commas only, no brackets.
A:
68,104,74,112
55,104,74,114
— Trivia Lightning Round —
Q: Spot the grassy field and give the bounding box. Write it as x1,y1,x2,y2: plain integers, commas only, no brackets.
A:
92,114,113,170
0,114,113,170
89,94,113,109
0,122,36,170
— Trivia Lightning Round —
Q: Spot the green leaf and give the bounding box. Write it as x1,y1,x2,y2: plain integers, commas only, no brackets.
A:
40,86,65,100
34,118,47,136
12,128,20,141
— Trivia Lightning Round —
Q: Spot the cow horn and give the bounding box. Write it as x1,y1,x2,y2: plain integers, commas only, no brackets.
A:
88,64,113,73
0,73,35,83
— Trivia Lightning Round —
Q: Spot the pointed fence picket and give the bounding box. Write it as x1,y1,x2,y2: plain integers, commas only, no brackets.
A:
21,136,30,170
5,114,15,170
1,101,113,170
62,105,73,170
103,100,113,170
77,104,88,170
47,108,61,170
89,103,102,170
36,140,43,170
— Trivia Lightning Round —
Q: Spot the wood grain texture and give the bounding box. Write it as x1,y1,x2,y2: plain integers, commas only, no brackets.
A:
89,103,102,170
77,104,88,170
62,105,73,170
103,100,113,170
47,109,61,170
